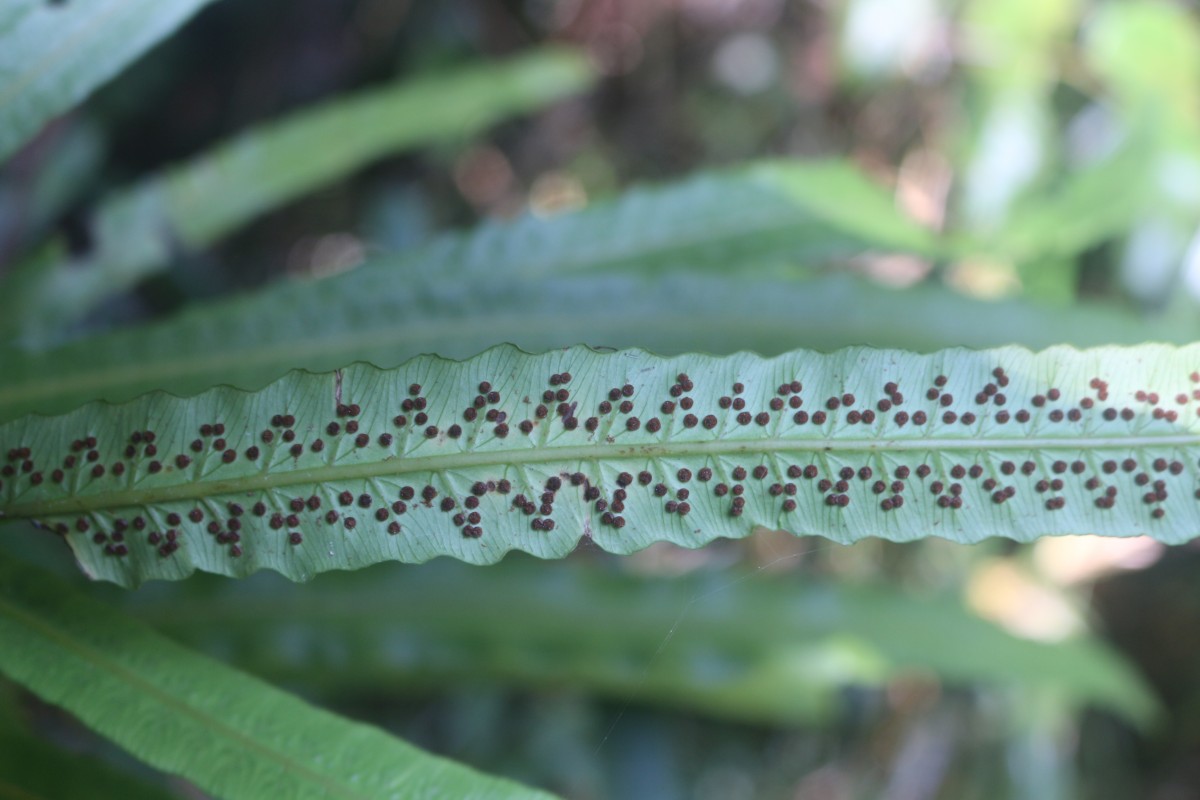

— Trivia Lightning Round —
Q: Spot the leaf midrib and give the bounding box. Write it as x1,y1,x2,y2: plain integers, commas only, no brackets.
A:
4,431,1194,520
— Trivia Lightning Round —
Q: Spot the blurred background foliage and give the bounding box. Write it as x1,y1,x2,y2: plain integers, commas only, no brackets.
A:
4,0,1200,798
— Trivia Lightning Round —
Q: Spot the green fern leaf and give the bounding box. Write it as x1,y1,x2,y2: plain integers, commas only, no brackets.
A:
2,344,1196,586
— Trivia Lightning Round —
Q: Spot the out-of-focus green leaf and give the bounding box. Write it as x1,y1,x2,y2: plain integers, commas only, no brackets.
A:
993,134,1158,262
0,268,1192,424
0,120,106,259
0,556,553,799
0,0,223,163
1085,1,1200,136
0,48,594,345
122,560,1159,728
0,152,1187,423
4,343,1200,586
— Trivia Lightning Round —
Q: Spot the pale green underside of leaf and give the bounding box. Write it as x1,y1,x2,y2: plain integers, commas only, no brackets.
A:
0,0,224,163
0,557,552,799
2,344,1200,587
124,561,1159,727
0,48,594,344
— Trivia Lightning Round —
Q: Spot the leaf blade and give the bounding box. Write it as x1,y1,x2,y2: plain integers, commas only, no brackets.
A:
0,47,594,343
2,344,1198,586
0,557,553,799
123,560,1160,728
0,0,223,163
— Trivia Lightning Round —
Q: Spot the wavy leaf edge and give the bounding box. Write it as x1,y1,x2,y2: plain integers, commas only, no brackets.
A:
3,341,1199,586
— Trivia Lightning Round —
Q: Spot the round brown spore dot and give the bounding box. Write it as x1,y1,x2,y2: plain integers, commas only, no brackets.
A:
930,481,944,495
912,411,927,425
714,483,729,497
916,464,932,478
872,480,886,494
494,423,509,438
942,411,957,424
288,443,303,458
1015,410,1031,423
421,485,438,502
961,413,976,425
414,413,428,426
811,411,828,425
967,465,983,479
826,397,841,411
624,417,641,432
635,471,651,486
344,517,357,530
585,417,600,432
1121,458,1137,472
894,411,909,426
1071,460,1087,475
190,439,203,453
645,418,662,433
750,465,767,480
926,388,940,401
661,401,676,415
